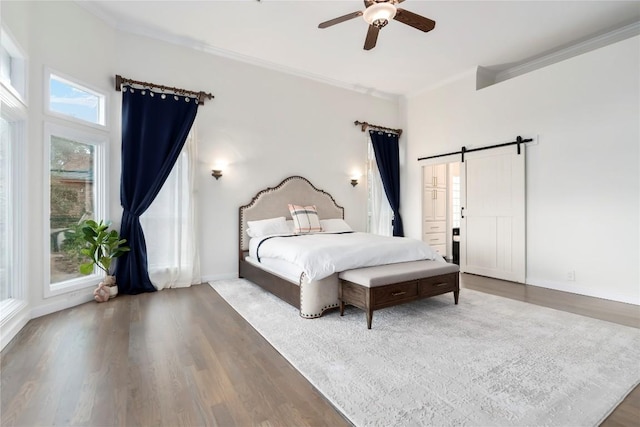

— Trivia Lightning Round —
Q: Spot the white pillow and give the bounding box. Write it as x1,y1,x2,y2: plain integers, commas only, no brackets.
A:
247,216,289,238
286,220,295,233
288,204,322,234
320,218,353,233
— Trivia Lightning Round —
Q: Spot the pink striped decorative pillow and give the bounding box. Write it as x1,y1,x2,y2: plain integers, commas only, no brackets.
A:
288,204,322,234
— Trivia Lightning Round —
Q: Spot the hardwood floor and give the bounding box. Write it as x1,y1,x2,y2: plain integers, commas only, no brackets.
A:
1,274,638,426
0,285,351,427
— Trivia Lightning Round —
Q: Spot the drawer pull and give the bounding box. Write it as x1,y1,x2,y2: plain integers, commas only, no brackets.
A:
434,282,448,287
391,291,407,296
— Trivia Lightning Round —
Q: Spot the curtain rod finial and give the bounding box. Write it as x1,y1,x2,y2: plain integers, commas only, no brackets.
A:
115,74,123,91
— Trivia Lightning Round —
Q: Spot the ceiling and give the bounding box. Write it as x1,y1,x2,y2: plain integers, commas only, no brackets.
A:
81,0,640,98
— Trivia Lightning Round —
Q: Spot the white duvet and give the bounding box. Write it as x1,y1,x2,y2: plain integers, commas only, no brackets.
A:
250,232,438,282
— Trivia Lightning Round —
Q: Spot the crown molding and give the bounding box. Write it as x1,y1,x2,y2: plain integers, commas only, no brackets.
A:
76,1,638,101
494,21,640,83
405,21,640,98
75,1,400,102
405,67,477,99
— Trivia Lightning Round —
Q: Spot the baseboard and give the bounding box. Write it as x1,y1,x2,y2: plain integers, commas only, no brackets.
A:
30,290,95,319
0,303,30,351
526,277,639,306
202,272,238,283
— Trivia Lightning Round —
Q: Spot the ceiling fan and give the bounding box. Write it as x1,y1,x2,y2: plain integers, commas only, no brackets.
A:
318,0,436,50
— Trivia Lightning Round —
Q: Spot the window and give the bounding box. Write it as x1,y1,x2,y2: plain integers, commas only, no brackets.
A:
44,70,108,297
140,130,200,289
0,27,27,103
46,70,106,128
366,137,393,236
44,123,107,296
0,29,27,324
0,114,24,307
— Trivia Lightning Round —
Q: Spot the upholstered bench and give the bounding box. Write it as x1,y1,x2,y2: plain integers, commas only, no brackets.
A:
338,261,460,329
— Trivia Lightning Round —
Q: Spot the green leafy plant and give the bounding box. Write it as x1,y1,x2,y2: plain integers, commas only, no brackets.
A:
78,219,130,276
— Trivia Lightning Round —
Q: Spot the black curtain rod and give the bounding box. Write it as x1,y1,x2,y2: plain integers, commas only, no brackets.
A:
354,120,403,137
417,135,533,163
114,74,214,105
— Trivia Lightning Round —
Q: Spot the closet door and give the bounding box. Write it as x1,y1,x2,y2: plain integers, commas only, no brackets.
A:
460,146,525,283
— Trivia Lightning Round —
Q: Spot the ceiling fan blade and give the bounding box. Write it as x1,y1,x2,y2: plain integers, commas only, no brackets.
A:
318,11,363,28
364,0,374,7
364,25,379,50
394,8,436,32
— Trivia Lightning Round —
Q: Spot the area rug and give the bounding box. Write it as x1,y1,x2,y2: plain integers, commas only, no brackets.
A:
209,279,640,426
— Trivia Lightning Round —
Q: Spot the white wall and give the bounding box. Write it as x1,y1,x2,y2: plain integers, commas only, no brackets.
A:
113,32,398,281
1,0,399,333
1,1,119,327
403,37,640,304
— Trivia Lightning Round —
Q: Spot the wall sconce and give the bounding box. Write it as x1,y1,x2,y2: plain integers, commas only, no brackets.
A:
211,169,223,180
351,178,358,187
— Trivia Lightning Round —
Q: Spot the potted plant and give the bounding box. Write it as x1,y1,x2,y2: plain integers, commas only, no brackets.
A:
78,219,130,300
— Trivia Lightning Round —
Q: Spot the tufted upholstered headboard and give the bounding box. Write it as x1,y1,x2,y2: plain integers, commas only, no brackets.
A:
239,176,344,253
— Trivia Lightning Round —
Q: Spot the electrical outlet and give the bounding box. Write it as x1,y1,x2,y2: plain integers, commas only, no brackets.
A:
567,270,575,281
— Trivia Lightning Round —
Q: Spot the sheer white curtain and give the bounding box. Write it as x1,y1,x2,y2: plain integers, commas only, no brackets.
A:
367,136,393,236
140,127,200,290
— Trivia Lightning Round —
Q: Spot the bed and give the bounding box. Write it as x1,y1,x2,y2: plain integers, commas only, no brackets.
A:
238,175,448,318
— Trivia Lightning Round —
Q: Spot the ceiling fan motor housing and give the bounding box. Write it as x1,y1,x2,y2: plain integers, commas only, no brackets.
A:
363,2,397,29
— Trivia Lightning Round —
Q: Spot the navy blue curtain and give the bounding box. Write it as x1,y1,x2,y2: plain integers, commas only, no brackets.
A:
115,87,198,294
369,130,404,237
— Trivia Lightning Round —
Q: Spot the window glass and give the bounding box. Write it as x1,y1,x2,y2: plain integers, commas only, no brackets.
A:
1,28,27,102
0,50,11,83
49,74,105,126
49,135,96,285
0,117,11,300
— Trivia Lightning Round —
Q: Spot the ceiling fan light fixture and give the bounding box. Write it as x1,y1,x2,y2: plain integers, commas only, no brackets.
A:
362,3,397,28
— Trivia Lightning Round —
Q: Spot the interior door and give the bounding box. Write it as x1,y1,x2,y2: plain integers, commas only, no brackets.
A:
460,146,525,283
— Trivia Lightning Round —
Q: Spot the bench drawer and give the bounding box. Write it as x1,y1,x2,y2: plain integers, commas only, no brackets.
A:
372,281,418,307
419,273,457,297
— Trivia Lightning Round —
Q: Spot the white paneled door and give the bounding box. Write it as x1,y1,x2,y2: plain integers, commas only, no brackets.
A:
460,146,525,283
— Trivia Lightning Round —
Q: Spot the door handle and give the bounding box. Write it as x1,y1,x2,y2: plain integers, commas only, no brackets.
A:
461,207,464,218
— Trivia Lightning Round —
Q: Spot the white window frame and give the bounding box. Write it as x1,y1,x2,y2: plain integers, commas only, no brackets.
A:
0,84,28,322
44,68,108,130
0,26,28,106
43,122,108,298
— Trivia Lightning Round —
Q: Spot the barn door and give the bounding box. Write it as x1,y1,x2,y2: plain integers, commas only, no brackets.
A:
460,145,525,283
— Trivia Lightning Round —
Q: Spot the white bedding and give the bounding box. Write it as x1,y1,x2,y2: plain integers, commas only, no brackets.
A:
250,232,438,282
245,256,303,283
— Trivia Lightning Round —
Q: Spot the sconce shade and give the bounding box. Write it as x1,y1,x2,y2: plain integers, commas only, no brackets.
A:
211,169,223,180
351,179,358,187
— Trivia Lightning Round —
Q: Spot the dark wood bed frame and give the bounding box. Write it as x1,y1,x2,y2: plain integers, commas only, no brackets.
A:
238,176,344,310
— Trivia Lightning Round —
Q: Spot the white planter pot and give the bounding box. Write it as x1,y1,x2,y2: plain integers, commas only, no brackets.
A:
104,275,118,299
108,285,118,299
